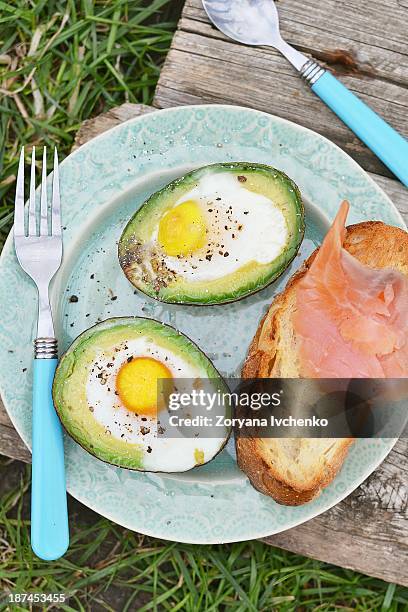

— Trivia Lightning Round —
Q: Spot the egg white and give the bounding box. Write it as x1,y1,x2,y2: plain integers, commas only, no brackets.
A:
86,336,226,471
152,172,288,282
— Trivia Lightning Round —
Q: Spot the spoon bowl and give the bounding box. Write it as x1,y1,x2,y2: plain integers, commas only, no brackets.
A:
202,0,281,46
202,0,308,70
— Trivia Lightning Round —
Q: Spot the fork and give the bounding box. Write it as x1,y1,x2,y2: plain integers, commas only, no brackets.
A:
14,146,69,560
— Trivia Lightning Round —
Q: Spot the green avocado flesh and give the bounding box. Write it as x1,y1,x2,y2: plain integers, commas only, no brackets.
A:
53,318,230,472
118,163,304,305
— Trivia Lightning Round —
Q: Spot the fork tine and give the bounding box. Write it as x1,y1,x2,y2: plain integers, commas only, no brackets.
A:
51,148,61,236
40,147,48,235
14,147,25,237
28,146,37,236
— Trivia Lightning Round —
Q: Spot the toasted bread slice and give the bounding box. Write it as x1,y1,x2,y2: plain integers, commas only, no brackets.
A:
237,221,408,506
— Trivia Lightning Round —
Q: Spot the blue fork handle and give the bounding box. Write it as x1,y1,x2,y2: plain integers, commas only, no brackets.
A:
312,71,408,187
31,359,69,560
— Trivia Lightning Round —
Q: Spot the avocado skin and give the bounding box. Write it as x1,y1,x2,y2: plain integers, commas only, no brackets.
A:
118,162,305,305
52,317,231,472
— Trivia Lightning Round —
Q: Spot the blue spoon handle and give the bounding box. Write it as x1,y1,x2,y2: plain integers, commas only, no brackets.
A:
31,358,69,560
312,71,408,187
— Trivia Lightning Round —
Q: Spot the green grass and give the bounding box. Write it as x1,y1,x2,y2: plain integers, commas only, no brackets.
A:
0,459,407,611
0,2,407,610
0,459,408,612
0,0,179,247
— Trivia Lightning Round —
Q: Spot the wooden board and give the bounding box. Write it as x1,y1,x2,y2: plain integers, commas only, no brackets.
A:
154,0,408,180
152,1,408,583
1,102,407,586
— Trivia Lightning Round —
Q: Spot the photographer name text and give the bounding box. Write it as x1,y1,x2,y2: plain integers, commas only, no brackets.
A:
167,414,329,429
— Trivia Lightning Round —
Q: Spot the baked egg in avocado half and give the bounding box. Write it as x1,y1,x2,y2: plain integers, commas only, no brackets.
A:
118,163,304,305
53,318,231,472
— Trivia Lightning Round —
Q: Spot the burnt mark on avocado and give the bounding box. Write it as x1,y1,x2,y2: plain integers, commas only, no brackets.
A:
121,237,177,294
151,254,177,288
119,239,145,269
237,175,247,182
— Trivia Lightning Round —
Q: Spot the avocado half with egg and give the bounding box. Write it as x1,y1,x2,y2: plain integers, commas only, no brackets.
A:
53,318,231,472
118,163,304,305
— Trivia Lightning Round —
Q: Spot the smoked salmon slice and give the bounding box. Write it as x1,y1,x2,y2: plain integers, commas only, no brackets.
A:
293,201,408,378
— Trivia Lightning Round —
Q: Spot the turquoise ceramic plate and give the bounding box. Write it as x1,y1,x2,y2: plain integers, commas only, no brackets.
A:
0,105,404,543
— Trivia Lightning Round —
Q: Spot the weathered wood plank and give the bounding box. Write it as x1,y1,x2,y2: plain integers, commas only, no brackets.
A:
184,0,408,85
0,399,14,428
1,102,407,585
154,0,408,178
373,175,408,224
263,438,408,586
0,396,31,461
73,103,155,149
0,419,31,464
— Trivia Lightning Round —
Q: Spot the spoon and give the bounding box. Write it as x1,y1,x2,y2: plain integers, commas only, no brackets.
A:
202,0,408,187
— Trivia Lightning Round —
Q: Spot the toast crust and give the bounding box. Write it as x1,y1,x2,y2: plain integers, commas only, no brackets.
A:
236,437,353,505
237,221,408,505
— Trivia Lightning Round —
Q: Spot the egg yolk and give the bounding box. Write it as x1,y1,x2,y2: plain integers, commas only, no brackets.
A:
158,200,207,256
116,357,173,416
